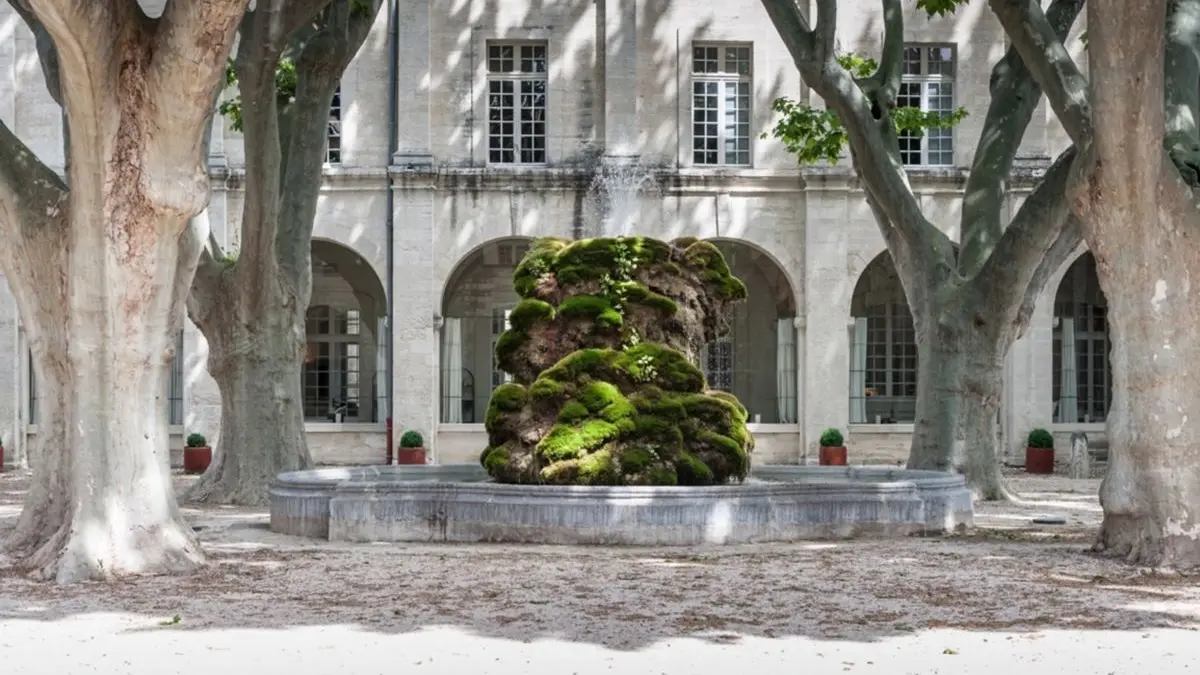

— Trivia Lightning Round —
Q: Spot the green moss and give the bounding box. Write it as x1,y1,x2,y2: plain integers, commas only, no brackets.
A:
513,237,568,296
675,452,715,485
493,329,527,370
508,298,555,331
630,414,684,449
620,446,657,472
537,419,620,461
540,348,614,384
683,241,748,301
482,444,513,472
671,236,700,248
616,343,705,392
558,400,590,423
529,377,565,400
558,294,623,328
620,282,678,314
490,382,528,412
577,447,619,484
645,466,678,485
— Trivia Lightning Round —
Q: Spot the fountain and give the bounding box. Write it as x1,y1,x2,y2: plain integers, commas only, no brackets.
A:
586,160,659,237
270,236,974,544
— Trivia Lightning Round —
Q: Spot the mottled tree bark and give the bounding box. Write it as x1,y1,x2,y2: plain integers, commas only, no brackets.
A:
998,0,1200,566
759,0,1083,498
186,0,382,506
0,0,246,583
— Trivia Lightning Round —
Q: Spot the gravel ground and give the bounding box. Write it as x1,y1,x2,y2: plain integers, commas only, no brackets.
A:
0,469,1197,675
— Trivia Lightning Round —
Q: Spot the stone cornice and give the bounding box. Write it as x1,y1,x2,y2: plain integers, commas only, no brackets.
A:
209,157,1057,194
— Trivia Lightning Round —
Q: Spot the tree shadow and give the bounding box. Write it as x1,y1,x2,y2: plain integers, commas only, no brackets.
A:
1,471,1197,653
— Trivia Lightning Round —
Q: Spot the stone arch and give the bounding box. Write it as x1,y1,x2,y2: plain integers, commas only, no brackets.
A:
438,236,536,424
305,239,388,423
704,238,799,424
848,251,916,425
1051,251,1111,423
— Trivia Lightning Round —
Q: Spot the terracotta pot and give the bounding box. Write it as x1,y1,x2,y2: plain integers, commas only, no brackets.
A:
1025,446,1055,474
396,447,427,465
183,446,213,474
819,445,847,466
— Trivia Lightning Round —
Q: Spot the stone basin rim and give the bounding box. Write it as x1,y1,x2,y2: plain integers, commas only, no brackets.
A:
272,464,968,493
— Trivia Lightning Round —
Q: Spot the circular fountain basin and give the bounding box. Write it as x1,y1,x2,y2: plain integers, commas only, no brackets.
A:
269,464,974,545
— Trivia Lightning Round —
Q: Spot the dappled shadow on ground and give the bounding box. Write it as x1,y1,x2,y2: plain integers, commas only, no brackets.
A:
1,469,1198,653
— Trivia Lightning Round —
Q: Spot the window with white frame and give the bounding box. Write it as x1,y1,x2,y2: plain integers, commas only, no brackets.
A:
691,43,752,167
303,305,363,422
326,86,342,165
849,303,918,424
897,45,956,166
1052,253,1112,423
487,42,548,165
27,331,184,425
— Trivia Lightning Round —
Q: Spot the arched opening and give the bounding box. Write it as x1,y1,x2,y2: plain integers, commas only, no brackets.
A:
1053,252,1111,423
439,237,534,424
849,253,916,424
304,239,387,423
706,240,798,424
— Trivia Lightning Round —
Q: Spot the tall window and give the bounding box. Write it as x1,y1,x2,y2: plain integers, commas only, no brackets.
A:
898,45,956,166
326,86,342,165
1053,253,1111,423
691,43,752,166
703,336,734,391
27,331,184,425
487,42,547,165
303,305,363,422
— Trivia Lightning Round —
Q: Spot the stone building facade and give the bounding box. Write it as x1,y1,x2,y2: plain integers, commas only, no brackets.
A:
0,0,1101,469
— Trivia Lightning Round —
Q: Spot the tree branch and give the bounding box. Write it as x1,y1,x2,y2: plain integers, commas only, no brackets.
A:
1013,215,1082,341
760,0,942,250
150,0,248,143
276,0,382,278
988,0,1092,143
971,146,1077,324
863,0,903,106
957,0,1083,278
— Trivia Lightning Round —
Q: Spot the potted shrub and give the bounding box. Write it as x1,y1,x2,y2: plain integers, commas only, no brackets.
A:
1025,428,1055,474
396,429,426,464
819,427,847,466
183,432,212,475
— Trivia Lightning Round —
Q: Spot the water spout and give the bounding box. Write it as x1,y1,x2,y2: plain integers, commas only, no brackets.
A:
585,159,659,237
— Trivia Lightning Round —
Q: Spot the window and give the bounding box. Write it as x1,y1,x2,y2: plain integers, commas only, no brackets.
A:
27,331,184,425
691,43,752,167
898,45,956,166
487,42,547,165
703,337,734,391
850,304,918,424
1053,253,1111,423
303,305,363,422
326,86,342,165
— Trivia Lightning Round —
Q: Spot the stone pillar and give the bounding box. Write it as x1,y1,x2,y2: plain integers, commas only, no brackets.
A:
391,183,438,461
1068,431,1090,479
0,278,17,468
803,190,852,461
601,0,640,160
794,316,807,464
393,0,433,167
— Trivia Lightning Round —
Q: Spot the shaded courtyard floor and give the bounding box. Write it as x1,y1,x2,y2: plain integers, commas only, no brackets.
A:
0,470,1197,674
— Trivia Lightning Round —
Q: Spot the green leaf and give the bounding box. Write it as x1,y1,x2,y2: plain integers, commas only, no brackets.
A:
915,0,970,17
216,57,298,133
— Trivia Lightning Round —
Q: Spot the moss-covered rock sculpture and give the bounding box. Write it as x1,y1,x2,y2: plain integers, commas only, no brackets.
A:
480,236,755,486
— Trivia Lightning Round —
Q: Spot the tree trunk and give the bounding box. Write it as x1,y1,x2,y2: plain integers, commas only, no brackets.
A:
1076,0,1200,567
907,304,965,473
186,277,311,505
905,293,1013,500
0,0,248,583
958,334,1011,501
